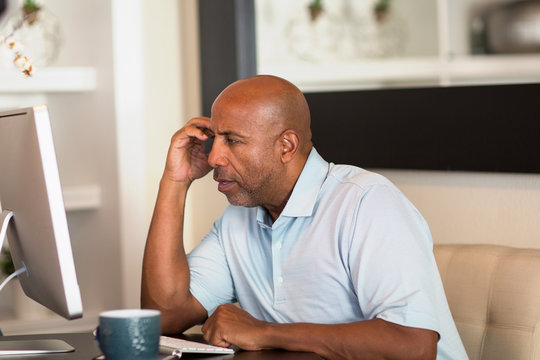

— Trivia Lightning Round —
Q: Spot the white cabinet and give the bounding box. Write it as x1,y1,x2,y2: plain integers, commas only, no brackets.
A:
255,0,540,91
0,67,96,93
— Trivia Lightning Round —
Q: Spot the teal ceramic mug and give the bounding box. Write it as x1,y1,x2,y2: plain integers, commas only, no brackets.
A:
96,309,161,360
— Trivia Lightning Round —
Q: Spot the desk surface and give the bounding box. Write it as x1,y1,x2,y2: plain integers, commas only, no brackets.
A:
0,332,322,359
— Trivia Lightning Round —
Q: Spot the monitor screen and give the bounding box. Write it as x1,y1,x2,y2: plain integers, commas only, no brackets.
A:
0,105,83,321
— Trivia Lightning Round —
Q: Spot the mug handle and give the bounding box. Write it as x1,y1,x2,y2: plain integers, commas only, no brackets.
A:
93,326,100,342
93,327,104,356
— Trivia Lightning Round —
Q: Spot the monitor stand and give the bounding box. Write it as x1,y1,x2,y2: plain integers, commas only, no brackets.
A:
0,210,75,355
0,339,75,355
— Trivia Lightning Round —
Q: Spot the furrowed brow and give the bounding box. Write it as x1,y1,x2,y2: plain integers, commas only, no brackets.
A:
217,130,248,140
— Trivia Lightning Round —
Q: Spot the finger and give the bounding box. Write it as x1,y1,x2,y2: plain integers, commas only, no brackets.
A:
186,117,211,133
202,329,231,349
174,117,211,139
213,339,232,348
200,315,214,336
181,125,210,142
169,127,209,151
191,145,209,161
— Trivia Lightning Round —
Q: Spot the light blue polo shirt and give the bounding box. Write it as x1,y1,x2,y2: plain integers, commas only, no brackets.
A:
187,148,467,359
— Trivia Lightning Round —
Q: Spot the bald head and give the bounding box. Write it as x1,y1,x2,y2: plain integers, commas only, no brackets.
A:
212,75,312,155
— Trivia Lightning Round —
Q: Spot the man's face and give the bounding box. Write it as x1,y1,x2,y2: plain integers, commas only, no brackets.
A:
207,100,283,208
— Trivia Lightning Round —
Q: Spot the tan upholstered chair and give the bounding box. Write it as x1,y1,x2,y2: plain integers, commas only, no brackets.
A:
434,244,540,360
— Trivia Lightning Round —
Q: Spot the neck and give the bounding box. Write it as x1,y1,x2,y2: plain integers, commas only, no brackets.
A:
264,150,311,222
264,189,293,222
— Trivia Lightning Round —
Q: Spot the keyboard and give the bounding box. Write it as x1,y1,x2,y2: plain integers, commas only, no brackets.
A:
159,336,235,355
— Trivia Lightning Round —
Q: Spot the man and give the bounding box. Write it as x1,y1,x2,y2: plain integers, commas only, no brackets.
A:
141,75,468,359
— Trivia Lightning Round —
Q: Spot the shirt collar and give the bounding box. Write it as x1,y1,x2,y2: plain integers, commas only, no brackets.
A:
276,147,329,219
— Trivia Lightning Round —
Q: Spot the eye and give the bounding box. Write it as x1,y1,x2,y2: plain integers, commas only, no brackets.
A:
224,136,239,145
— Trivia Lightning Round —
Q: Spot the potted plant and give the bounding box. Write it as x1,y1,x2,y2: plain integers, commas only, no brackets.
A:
0,248,15,277
0,247,51,319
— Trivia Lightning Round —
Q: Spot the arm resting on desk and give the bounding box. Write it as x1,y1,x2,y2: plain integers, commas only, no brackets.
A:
201,304,437,360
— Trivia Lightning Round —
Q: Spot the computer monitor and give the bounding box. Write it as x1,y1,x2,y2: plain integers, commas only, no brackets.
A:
0,105,83,354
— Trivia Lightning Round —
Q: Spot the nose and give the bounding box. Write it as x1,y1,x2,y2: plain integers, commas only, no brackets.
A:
207,137,228,168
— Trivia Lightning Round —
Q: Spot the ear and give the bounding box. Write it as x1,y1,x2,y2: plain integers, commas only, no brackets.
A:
279,130,300,163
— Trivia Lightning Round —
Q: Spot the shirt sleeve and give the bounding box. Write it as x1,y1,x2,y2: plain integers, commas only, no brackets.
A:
187,218,235,316
348,184,441,334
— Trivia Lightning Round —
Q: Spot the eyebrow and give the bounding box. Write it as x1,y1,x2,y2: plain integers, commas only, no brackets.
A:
216,130,249,140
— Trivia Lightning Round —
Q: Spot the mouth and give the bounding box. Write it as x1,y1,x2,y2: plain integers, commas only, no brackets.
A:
214,172,237,193
217,180,236,192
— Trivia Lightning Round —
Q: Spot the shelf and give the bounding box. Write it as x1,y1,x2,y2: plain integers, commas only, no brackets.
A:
63,185,101,211
259,58,441,92
0,67,96,93
446,55,540,84
260,55,540,92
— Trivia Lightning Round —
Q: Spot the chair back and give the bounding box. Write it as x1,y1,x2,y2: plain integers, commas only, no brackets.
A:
434,244,540,360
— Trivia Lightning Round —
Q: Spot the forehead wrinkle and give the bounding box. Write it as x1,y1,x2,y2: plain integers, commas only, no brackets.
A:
217,130,250,140
211,110,264,141
211,116,252,140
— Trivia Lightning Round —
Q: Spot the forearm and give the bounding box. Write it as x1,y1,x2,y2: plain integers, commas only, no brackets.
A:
259,319,437,360
141,178,205,333
202,305,437,359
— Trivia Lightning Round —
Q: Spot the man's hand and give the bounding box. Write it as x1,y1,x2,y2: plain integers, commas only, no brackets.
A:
201,304,269,351
200,304,438,359
164,117,213,184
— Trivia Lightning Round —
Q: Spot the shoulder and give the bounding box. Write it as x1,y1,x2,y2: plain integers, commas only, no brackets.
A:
210,205,259,238
321,164,422,221
325,163,398,195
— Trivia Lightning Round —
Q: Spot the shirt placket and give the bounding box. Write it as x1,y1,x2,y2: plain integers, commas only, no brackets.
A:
271,225,286,306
